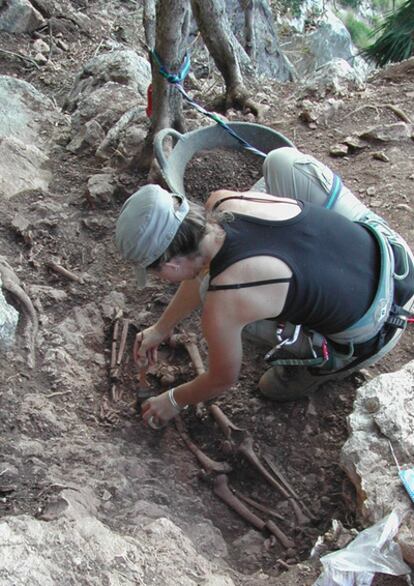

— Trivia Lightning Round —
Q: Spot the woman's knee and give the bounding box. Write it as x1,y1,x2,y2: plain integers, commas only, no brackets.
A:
263,147,299,176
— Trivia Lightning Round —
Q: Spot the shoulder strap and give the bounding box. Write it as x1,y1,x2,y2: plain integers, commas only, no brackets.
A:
212,195,289,211
208,277,291,291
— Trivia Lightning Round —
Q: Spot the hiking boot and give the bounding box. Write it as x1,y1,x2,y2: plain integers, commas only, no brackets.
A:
258,365,337,402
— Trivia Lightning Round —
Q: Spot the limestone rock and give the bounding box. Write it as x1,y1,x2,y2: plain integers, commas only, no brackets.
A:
70,82,142,134
0,76,62,199
66,119,105,153
329,143,348,157
302,58,366,97
0,76,59,147
0,285,19,351
0,137,51,199
282,7,369,84
0,511,234,586
65,49,151,114
96,106,148,164
87,173,117,204
360,122,413,142
340,361,414,563
0,0,46,33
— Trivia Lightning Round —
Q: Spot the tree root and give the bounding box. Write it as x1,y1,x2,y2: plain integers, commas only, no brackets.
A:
0,259,38,368
212,83,264,119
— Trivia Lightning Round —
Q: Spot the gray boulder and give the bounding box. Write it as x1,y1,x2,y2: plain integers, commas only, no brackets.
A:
0,76,62,199
224,0,295,81
0,0,46,33
301,58,366,97
341,361,414,564
65,49,151,114
281,7,369,83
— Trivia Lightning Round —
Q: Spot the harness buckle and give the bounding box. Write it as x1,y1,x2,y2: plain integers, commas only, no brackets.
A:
264,324,301,362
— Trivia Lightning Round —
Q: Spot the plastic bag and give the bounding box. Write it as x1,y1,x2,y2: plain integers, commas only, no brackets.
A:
313,510,411,586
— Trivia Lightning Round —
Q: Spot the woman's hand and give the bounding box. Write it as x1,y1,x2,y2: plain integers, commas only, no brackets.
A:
133,325,168,366
141,390,180,429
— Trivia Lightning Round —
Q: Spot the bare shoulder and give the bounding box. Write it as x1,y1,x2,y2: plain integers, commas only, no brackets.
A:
205,189,242,211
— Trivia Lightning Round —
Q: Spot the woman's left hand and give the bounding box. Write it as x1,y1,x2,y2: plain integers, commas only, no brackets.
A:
141,391,180,429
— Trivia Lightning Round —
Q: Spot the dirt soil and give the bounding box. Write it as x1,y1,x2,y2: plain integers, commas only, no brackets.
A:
0,3,413,584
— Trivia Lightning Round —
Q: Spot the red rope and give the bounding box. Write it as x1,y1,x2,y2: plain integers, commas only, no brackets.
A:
146,83,153,118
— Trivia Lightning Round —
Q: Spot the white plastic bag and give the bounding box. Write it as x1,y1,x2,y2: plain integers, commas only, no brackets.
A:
313,510,411,586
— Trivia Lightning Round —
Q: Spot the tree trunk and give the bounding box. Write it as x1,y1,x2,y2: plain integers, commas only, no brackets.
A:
249,0,293,80
235,0,294,80
143,0,157,48
191,0,254,111
139,0,190,170
241,0,255,59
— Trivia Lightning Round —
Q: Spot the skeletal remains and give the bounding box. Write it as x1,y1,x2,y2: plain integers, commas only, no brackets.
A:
108,320,314,550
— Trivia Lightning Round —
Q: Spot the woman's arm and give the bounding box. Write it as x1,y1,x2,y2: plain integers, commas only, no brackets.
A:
134,277,203,364
141,294,245,423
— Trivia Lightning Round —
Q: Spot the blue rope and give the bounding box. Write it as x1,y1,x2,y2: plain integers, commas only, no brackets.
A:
151,50,266,158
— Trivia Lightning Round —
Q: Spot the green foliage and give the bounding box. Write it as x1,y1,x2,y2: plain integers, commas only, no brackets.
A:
363,0,414,65
344,13,373,48
340,0,362,9
371,0,394,10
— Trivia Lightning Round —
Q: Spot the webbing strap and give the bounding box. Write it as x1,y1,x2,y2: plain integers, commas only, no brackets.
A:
324,174,342,209
208,277,291,291
150,50,267,158
152,50,191,84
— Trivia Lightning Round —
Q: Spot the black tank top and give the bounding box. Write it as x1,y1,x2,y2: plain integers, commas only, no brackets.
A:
209,201,380,334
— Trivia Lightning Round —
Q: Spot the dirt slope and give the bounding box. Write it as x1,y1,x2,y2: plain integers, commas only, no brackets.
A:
0,3,413,584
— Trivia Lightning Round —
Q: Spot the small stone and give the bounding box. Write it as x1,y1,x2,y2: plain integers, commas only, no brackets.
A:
34,52,48,65
56,39,69,51
308,122,317,129
364,397,380,413
369,199,382,208
33,39,50,54
329,143,348,157
11,213,30,233
343,136,366,150
372,151,390,162
366,186,376,196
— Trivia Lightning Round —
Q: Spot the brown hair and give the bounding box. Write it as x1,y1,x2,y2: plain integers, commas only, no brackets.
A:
148,201,208,269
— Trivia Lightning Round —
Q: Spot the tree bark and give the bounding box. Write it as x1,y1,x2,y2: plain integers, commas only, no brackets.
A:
139,0,191,170
143,0,157,48
191,0,262,113
237,0,294,80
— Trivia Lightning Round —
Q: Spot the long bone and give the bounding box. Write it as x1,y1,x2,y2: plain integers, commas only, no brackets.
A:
175,416,232,474
232,489,286,523
263,453,315,521
238,434,310,526
169,330,310,526
213,474,294,549
169,332,205,416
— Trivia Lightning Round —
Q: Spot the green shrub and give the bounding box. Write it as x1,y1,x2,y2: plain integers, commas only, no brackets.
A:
363,0,414,65
344,13,373,48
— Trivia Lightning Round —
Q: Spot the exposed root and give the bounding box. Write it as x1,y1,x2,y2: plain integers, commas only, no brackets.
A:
0,259,38,368
213,84,264,119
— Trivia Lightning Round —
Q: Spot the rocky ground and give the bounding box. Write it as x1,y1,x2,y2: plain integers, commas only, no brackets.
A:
0,1,413,585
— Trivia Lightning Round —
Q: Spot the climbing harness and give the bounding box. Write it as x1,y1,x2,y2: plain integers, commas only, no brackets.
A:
325,173,342,210
265,218,414,374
